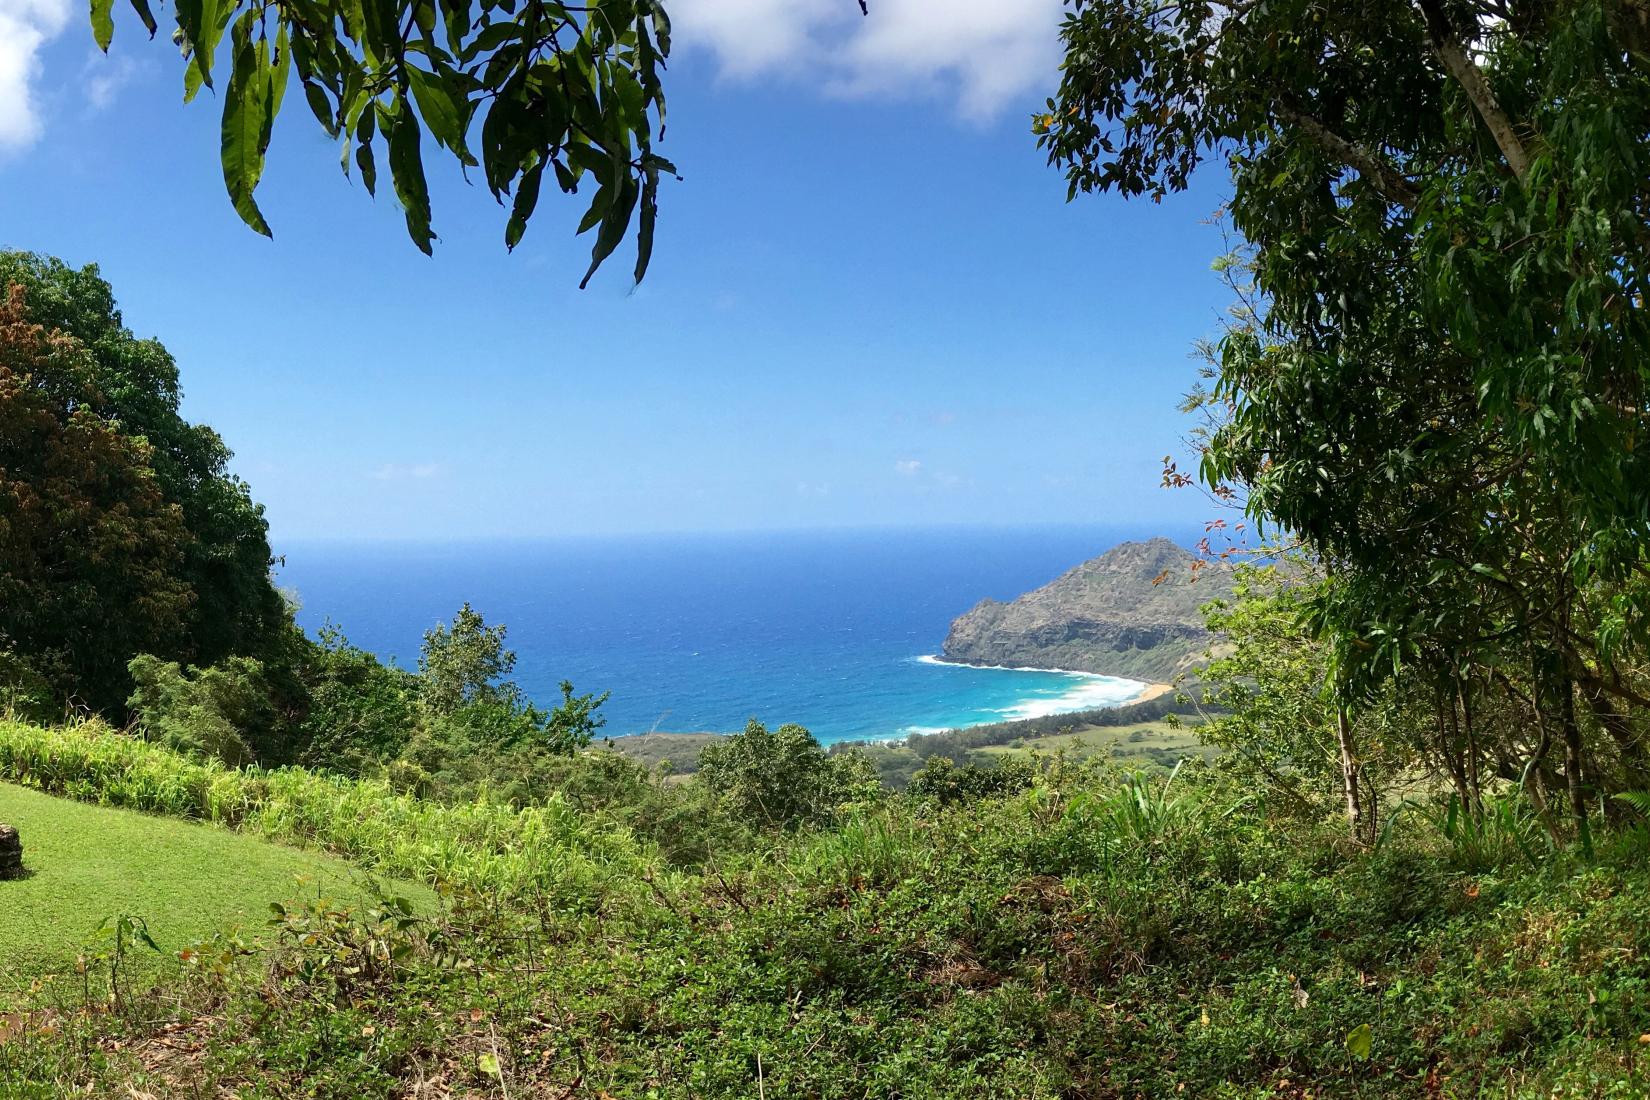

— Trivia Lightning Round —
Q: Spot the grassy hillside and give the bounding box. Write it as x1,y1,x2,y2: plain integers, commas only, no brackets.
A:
0,783,432,979
977,718,1217,768
4,720,1650,1097
602,731,726,773
941,538,1236,680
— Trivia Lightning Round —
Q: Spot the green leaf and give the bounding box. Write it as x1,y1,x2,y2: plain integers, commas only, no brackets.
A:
176,0,226,92
439,0,471,45
412,0,437,42
1346,1022,1372,1060
355,107,378,195
304,82,336,134
651,4,672,54
126,0,158,37
356,140,378,195
219,16,272,237
478,1052,501,1077
505,159,543,251
406,66,469,161
268,25,291,130
579,174,638,289
91,0,116,52
463,21,520,60
387,96,435,255
633,167,657,284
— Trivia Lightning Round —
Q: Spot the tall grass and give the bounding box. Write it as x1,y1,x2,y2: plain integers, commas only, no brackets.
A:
1382,791,1554,870
792,810,937,889
1064,762,1209,846
0,719,653,898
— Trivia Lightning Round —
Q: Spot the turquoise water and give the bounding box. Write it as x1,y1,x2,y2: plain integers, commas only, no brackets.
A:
275,525,1192,744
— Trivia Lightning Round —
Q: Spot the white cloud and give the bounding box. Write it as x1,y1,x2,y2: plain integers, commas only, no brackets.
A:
894,458,923,475
84,51,145,110
669,0,1064,119
0,0,72,150
369,462,444,481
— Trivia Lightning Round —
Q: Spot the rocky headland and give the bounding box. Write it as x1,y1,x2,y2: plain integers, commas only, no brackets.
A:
940,537,1235,682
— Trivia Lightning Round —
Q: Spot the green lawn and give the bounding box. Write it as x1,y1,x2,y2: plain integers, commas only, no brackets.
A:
977,718,1217,767
0,782,433,981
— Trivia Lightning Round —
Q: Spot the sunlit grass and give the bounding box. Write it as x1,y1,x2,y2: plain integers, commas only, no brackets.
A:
0,781,432,980
977,719,1214,765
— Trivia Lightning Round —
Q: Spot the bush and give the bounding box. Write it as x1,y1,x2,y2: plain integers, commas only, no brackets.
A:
127,654,271,766
294,625,420,774
0,718,651,899
907,755,1036,804
696,719,880,829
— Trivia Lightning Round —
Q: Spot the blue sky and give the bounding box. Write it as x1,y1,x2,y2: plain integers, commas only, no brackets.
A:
0,0,1233,543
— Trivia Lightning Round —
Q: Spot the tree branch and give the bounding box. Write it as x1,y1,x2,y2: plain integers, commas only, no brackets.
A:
1416,0,1532,180
1272,102,1421,210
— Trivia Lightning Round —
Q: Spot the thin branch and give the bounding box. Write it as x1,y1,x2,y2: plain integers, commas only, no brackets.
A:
1272,102,1420,210
1416,0,1532,180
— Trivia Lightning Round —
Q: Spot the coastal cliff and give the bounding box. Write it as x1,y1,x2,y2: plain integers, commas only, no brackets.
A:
941,537,1234,681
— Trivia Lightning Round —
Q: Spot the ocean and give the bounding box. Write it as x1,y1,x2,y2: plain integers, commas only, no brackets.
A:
275,524,1195,745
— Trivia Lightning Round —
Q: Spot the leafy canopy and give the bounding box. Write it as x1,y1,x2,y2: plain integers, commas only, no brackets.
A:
93,0,674,283
1045,0,1650,841
0,285,194,711
0,255,289,714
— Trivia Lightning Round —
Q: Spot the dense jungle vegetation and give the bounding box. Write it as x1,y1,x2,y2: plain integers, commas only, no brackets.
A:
7,0,1650,1094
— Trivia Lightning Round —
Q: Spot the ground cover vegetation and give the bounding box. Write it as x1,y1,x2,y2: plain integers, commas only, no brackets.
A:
6,719,1650,1096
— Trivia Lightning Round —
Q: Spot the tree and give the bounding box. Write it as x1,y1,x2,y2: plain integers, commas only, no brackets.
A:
1046,0,1650,841
418,602,513,715
127,653,270,765
0,285,195,710
88,0,674,283
696,720,879,830
397,604,610,801
295,623,422,773
0,253,290,690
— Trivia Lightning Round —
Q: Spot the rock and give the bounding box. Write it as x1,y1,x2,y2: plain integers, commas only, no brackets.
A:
940,537,1237,681
0,823,20,880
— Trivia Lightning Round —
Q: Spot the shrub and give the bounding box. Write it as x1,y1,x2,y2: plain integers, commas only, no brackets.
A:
907,755,1036,804
127,654,271,766
696,719,880,830
0,718,651,899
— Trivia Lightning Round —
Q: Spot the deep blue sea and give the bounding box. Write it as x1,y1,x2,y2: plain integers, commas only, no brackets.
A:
275,524,1195,745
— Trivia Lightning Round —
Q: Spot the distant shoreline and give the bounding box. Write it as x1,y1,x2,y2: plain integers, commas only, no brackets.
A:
605,664,1176,748
915,652,1142,680
1125,681,1176,706
918,653,1174,708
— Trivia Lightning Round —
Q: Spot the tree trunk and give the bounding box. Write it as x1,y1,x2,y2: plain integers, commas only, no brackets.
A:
1585,683,1649,784
1520,664,1565,843
1558,668,1592,852
1439,690,1474,813
1459,679,1482,815
1336,706,1364,842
